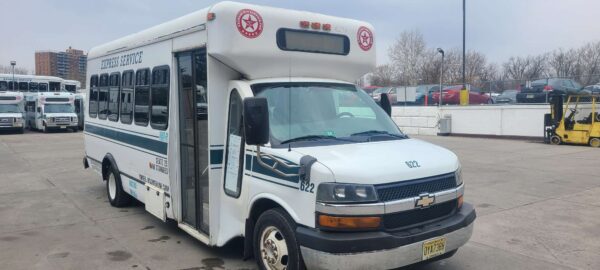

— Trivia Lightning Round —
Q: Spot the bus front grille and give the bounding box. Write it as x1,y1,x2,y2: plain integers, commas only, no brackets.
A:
0,117,13,127
375,173,457,202
383,199,457,231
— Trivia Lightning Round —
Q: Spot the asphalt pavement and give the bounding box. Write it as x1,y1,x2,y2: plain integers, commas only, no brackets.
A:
0,130,598,270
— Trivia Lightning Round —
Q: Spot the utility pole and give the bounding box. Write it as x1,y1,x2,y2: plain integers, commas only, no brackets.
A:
10,61,16,90
462,0,466,90
437,48,445,107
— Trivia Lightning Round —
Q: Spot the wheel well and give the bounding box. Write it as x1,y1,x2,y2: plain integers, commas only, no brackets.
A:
243,198,284,259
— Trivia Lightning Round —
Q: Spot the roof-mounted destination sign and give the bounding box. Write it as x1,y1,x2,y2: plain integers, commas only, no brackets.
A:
101,51,143,70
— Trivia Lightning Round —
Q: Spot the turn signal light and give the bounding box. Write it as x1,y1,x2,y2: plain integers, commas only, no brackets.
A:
318,215,381,229
457,195,464,209
300,21,310,28
311,22,321,30
322,23,331,31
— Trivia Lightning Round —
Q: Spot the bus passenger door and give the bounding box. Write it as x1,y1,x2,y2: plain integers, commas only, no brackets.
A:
176,49,210,234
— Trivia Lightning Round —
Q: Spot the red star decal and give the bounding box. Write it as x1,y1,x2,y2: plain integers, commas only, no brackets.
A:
243,15,257,31
361,32,370,44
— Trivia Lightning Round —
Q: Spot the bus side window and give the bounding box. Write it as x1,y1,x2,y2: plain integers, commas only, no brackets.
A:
150,66,170,130
19,82,29,92
108,72,121,122
134,69,150,126
0,81,8,91
223,90,245,198
89,75,99,118
98,74,109,120
120,70,134,124
38,83,48,92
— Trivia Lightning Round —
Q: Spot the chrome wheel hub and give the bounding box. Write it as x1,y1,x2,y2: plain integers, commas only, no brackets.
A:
108,173,116,200
260,226,289,270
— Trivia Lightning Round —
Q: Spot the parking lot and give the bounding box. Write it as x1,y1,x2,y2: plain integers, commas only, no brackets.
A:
0,131,598,270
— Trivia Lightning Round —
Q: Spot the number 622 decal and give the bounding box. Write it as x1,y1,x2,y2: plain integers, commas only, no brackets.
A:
300,182,315,193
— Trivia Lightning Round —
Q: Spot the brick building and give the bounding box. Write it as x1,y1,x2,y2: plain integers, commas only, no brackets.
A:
35,47,87,88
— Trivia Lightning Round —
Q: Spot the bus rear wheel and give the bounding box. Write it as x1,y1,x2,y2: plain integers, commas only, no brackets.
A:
590,138,600,148
106,166,131,207
253,208,304,270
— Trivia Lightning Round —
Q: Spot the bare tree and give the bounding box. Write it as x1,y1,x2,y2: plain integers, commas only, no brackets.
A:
548,48,578,77
0,65,31,75
388,29,427,85
502,55,547,80
575,41,600,85
370,64,398,86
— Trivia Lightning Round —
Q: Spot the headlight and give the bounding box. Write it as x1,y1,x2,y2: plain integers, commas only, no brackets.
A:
317,183,378,204
14,118,22,123
49,117,54,123
455,166,463,186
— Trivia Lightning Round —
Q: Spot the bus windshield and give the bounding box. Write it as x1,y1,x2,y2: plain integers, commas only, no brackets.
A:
44,104,74,113
252,82,404,147
65,85,76,93
0,104,21,113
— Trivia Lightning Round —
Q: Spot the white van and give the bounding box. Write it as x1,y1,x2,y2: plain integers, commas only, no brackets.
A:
0,91,25,133
83,2,475,269
25,92,79,132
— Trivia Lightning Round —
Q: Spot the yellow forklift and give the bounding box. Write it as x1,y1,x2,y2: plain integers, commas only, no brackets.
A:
545,93,600,147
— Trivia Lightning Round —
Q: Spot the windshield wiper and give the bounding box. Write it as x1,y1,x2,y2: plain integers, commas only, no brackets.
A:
280,135,344,144
351,130,406,138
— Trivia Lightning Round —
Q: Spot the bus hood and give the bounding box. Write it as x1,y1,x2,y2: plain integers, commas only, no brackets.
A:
292,138,459,185
44,113,77,118
0,113,24,118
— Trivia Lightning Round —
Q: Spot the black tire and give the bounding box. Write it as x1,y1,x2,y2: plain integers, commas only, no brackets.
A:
253,208,304,270
106,165,131,207
550,135,562,145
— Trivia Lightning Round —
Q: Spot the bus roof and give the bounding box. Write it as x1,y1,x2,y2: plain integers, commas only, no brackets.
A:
0,74,64,82
88,1,376,82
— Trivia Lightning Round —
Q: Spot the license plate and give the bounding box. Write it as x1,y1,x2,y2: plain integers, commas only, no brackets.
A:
526,94,534,98
422,237,446,260
60,126,66,129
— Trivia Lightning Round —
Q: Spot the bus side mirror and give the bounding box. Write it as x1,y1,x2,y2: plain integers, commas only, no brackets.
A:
243,97,270,145
380,93,392,117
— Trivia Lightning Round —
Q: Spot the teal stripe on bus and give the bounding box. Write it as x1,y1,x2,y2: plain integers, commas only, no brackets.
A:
85,124,168,155
210,149,224,165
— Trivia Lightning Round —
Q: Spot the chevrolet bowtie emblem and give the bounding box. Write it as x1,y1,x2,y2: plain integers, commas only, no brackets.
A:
415,193,435,208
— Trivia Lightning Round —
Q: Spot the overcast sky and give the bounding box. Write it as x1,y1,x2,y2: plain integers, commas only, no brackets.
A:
1,0,599,72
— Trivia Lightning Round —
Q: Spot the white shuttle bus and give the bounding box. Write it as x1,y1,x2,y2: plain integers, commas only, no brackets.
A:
25,92,79,132
83,2,475,269
0,91,25,133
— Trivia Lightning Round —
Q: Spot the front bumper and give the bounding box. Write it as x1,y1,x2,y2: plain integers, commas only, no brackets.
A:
297,203,476,270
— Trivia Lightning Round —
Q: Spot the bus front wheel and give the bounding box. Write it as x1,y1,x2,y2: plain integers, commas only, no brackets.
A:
253,208,304,270
106,166,131,207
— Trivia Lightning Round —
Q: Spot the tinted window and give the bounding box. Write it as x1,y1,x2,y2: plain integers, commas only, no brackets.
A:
150,66,169,130
98,74,109,119
29,82,38,92
49,81,60,91
134,69,150,126
108,73,120,121
19,82,28,91
89,75,99,118
223,90,245,197
38,83,48,92
0,81,7,91
120,71,134,124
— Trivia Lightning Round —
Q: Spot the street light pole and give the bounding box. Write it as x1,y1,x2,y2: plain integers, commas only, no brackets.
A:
10,61,16,90
437,48,445,107
462,0,466,90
